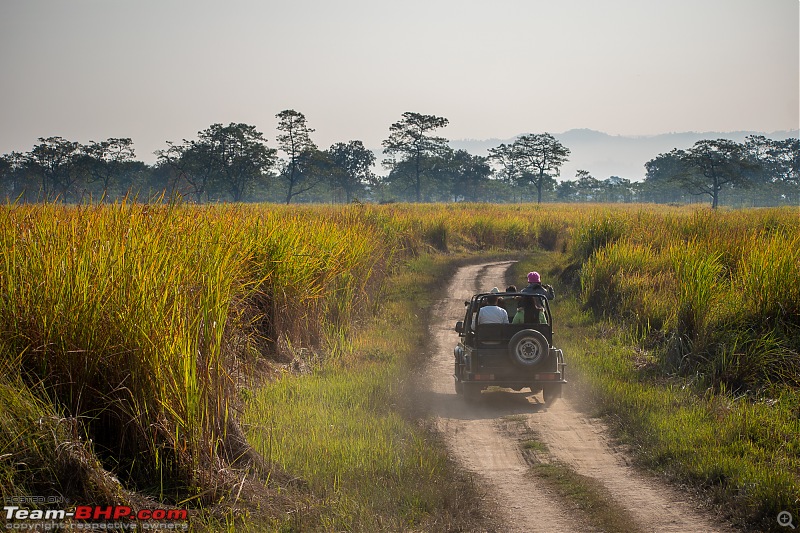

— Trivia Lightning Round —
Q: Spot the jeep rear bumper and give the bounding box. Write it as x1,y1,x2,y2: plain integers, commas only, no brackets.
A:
454,371,567,386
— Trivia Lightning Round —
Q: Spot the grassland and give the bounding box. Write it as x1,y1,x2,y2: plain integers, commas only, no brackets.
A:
554,207,800,531
0,201,797,531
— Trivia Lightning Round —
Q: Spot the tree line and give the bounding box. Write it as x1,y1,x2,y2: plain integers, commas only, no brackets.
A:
1,110,797,206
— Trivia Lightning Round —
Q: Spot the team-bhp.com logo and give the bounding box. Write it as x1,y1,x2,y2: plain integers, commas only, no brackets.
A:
4,501,189,530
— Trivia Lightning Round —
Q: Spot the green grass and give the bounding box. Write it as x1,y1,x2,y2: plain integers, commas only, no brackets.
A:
243,364,442,530
0,201,551,529
0,202,394,514
239,253,496,531
2,202,798,531
556,297,800,531
573,207,800,392
529,462,643,533
513,249,800,532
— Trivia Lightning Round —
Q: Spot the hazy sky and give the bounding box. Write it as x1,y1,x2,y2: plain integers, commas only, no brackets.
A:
1,0,798,164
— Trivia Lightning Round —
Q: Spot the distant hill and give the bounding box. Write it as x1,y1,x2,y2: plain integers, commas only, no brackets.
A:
449,128,799,182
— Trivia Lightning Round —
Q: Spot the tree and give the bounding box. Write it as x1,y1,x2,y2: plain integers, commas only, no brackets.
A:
382,112,449,202
556,179,578,202
754,137,800,186
772,138,799,186
156,139,217,202
673,139,755,209
641,152,696,204
512,133,570,204
26,137,83,201
573,170,602,201
645,143,746,208
156,123,275,202
276,110,318,204
142,161,181,200
211,123,276,201
488,142,524,201
0,152,30,201
645,150,685,183
759,137,800,205
0,155,10,197
443,149,491,202
487,142,518,185
599,176,635,203
81,138,136,199
326,140,375,203
380,158,420,202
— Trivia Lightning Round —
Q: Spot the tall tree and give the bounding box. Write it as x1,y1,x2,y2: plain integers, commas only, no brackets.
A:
488,142,518,184
675,139,755,209
600,176,635,203
509,133,570,204
156,123,275,202
776,138,799,186
382,112,449,202
156,139,216,202
0,152,29,200
442,149,491,202
488,143,524,201
211,123,276,201
762,137,800,185
0,155,10,197
26,136,82,201
556,179,578,202
81,138,136,199
276,110,318,204
326,140,376,203
573,169,602,202
645,149,685,184
763,137,800,205
643,151,700,204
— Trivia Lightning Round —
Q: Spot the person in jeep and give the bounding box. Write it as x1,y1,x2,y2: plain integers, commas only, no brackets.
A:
521,271,555,300
501,285,518,318
476,294,510,325
512,295,547,325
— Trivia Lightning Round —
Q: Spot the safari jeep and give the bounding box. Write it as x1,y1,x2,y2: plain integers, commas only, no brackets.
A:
453,291,567,404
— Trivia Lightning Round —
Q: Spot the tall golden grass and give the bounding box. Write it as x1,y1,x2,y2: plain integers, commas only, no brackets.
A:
0,202,393,502
575,206,800,390
1,200,797,529
0,201,569,507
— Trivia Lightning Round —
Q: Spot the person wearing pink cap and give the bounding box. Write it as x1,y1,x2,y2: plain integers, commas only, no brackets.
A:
521,271,555,300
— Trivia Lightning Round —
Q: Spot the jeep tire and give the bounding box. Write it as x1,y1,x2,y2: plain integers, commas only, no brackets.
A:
508,329,549,367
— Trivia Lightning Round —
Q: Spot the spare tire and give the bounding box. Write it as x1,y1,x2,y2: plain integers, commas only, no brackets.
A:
508,329,549,367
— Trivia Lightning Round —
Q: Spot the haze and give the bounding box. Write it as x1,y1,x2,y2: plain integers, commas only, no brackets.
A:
1,0,798,167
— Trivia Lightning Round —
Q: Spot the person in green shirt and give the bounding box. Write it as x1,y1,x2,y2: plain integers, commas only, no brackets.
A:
512,295,547,325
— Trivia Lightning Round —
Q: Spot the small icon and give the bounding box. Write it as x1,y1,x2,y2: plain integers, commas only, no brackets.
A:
778,511,796,529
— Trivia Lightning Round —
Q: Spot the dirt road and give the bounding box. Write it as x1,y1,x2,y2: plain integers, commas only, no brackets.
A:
423,261,726,532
